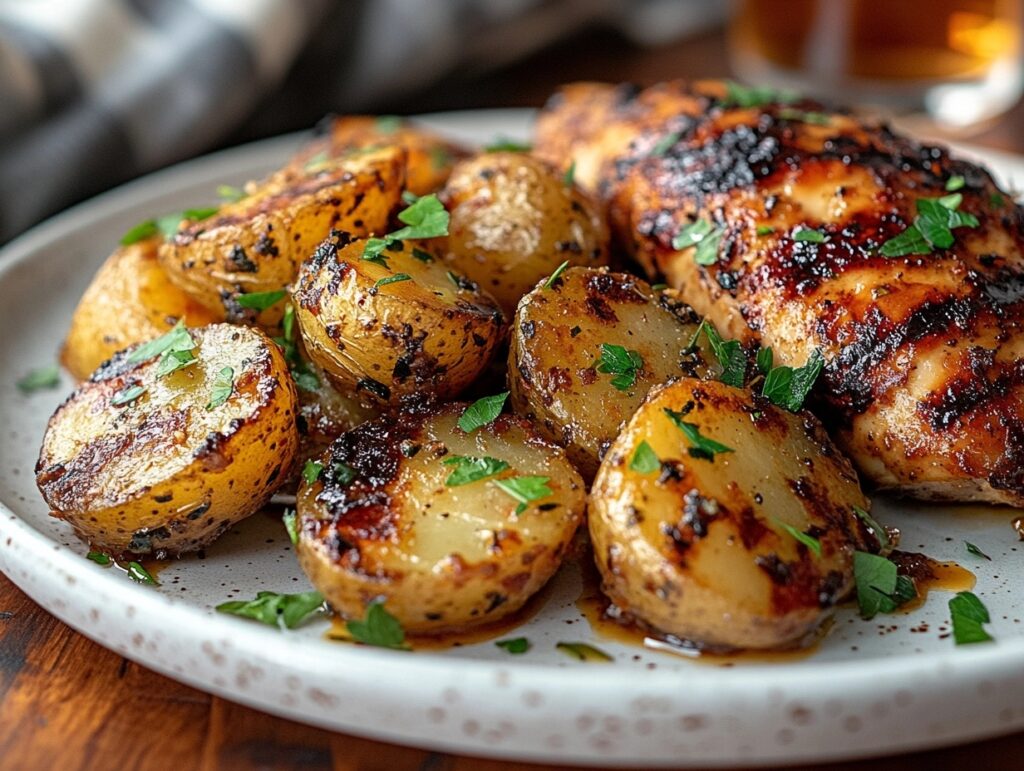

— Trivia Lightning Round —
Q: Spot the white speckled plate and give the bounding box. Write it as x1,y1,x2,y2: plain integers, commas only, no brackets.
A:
3,109,1024,767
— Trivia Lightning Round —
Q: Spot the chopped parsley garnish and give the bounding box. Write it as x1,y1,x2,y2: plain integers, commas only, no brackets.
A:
672,219,723,265
205,366,234,410
990,192,1006,208
155,348,197,378
756,225,776,236
649,130,681,157
556,641,613,662
880,193,979,257
447,270,476,291
663,408,734,460
563,161,576,187
629,440,660,474
401,190,419,205
331,461,357,486
761,349,824,412
495,637,531,654
650,283,668,291
111,384,147,407
545,259,570,289
122,207,220,245
374,273,412,289
443,455,510,487
776,108,829,125
302,460,324,485
217,184,246,202
484,138,532,153
236,289,287,312
949,591,994,644
965,541,991,561
494,476,553,515
86,551,111,566
755,346,774,374
128,321,195,365
347,600,409,649
282,508,298,545
274,304,320,393
457,392,508,433
361,194,450,264
411,247,434,263
945,175,965,192
596,343,644,391
375,115,402,134
853,551,916,619
722,80,798,108
853,505,891,554
793,227,826,243
17,364,60,394
127,561,158,585
217,591,324,629
690,319,746,387
773,519,822,557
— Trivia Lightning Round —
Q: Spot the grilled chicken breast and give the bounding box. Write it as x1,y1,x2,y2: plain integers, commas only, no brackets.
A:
536,80,1024,507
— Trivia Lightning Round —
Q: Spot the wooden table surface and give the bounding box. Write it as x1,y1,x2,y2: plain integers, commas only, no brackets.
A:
4,25,1024,771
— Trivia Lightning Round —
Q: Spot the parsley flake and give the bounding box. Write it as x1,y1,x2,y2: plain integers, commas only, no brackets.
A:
127,561,158,585
86,551,111,566
853,551,916,619
945,175,966,192
120,220,160,246
457,392,508,433
443,455,510,486
347,600,409,650
649,130,681,157
965,541,991,561
17,364,60,394
629,440,660,474
495,637,530,654
282,508,298,545
793,227,826,243
563,161,576,187
755,346,774,375
690,320,746,387
111,384,147,407
773,519,822,557
374,273,412,289
663,408,734,460
302,460,324,485
236,289,287,312
722,81,798,108
375,115,402,134
494,476,553,515
217,184,246,202
761,350,824,412
217,591,324,629
756,225,776,236
596,343,644,391
128,321,195,365
880,193,979,257
205,366,234,410
361,194,450,265
853,505,892,555
556,641,613,662
484,138,532,153
949,591,994,644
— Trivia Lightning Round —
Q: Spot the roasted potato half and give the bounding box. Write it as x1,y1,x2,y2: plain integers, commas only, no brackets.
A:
296,403,585,633
292,115,468,196
292,233,505,407
509,267,715,478
36,324,299,557
589,377,869,651
62,237,218,380
438,152,610,316
158,147,405,331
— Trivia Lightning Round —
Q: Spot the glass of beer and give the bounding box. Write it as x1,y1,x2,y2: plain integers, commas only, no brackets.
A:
729,0,1023,132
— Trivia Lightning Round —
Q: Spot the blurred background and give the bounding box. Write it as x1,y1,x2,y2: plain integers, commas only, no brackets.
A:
1,0,1021,243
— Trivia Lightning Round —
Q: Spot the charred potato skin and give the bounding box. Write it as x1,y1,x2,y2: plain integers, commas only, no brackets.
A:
158,148,405,331
589,377,869,651
293,116,469,196
36,324,299,557
296,404,585,634
438,152,611,316
292,234,505,407
62,238,218,380
509,267,714,478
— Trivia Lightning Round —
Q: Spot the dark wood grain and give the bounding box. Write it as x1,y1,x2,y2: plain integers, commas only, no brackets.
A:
4,25,1024,771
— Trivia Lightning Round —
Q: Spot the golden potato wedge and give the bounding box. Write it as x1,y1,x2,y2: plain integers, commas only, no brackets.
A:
589,377,869,651
292,115,468,196
438,152,610,316
158,147,405,331
62,237,218,380
509,267,715,478
296,403,585,633
292,233,504,407
36,323,299,557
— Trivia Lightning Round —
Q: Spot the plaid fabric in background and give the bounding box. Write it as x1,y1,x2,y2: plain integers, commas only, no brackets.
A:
0,0,723,242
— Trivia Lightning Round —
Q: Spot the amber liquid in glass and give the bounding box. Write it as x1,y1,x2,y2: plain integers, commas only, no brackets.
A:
730,0,1023,129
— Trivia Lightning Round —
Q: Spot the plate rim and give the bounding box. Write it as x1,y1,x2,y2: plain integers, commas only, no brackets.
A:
3,107,1024,766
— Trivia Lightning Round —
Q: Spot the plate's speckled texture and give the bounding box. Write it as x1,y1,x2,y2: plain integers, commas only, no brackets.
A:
3,110,1024,767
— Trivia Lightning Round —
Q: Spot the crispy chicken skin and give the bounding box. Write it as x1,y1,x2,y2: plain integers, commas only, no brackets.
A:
536,80,1024,507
